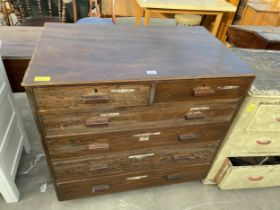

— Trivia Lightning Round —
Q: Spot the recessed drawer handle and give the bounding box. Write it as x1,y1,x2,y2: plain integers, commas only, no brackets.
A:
89,143,110,151
248,176,264,181
128,153,155,160
178,134,198,141
167,174,184,180
84,95,109,104
185,111,205,120
85,118,109,127
92,184,110,193
256,140,272,145
90,163,109,171
193,86,215,97
126,175,148,180
172,154,196,161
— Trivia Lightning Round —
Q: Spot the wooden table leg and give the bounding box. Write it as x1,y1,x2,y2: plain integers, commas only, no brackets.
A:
211,12,223,37
144,9,151,26
136,5,142,26
72,0,78,22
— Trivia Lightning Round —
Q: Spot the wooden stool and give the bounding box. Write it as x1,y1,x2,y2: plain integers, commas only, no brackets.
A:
175,14,202,26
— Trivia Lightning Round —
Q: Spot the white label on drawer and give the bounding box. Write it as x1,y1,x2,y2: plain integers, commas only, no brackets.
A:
146,70,158,75
111,89,135,93
133,132,161,141
217,85,240,90
190,106,210,111
100,112,120,117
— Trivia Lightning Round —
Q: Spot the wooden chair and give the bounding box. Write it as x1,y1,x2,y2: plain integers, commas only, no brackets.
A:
77,0,176,25
2,0,68,26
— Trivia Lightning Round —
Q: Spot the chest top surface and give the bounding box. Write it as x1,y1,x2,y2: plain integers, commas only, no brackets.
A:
22,23,254,87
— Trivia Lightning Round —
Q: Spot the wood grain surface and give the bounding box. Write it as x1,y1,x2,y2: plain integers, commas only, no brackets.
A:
22,23,255,87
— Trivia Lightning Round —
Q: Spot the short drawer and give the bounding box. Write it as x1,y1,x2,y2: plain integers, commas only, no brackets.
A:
52,143,217,182
216,157,280,190
56,162,210,201
47,123,228,159
33,84,151,112
43,101,237,136
154,77,252,103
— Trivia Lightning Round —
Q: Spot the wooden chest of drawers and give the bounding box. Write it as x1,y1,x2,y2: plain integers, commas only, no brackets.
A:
22,23,254,201
204,49,280,189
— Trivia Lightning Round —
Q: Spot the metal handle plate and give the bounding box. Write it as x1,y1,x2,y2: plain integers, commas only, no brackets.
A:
193,86,215,97
128,153,155,160
126,175,148,180
84,95,109,104
92,184,110,193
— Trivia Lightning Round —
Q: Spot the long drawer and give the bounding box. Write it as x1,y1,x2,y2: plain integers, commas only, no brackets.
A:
154,77,252,103
34,83,151,112
56,162,210,201
43,101,237,136
47,123,228,159
52,143,217,182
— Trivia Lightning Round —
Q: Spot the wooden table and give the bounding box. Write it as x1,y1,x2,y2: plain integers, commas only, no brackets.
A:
0,27,42,92
135,0,237,37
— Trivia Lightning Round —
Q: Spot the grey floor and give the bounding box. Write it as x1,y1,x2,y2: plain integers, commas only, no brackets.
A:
0,93,280,210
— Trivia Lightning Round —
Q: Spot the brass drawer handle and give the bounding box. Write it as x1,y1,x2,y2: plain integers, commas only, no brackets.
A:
248,176,264,181
92,184,110,193
167,174,184,180
185,111,205,120
126,175,148,180
89,143,110,151
172,154,196,161
85,118,109,127
193,86,215,97
178,134,198,141
90,163,109,171
128,153,155,160
256,140,272,145
84,95,109,104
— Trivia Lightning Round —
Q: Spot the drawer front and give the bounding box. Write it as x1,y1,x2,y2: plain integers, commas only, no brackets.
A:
34,84,151,112
229,132,280,155
154,78,252,103
216,158,280,190
56,163,210,201
52,144,217,181
47,123,228,159
43,101,237,136
247,105,280,132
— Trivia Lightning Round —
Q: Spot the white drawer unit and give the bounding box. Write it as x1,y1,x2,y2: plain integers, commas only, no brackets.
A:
0,57,30,203
203,49,280,189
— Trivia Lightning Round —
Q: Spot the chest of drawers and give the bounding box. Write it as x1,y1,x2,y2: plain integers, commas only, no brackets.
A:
22,23,254,201
204,49,280,189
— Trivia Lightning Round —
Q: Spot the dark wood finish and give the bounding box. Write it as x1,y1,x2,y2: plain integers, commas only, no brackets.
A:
52,143,217,182
22,24,254,201
56,163,210,201
0,27,42,92
22,24,254,87
47,123,229,159
42,100,238,135
227,26,280,50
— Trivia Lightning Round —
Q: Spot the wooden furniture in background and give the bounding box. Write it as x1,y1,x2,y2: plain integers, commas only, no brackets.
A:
0,57,30,203
22,23,254,201
135,0,237,37
0,26,42,92
227,25,280,50
204,49,280,189
240,0,280,26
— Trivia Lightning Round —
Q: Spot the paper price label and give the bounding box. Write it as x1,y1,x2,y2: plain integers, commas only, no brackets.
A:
33,76,51,82
246,103,256,113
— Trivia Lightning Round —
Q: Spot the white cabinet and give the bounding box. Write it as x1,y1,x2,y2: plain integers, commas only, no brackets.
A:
0,57,30,203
